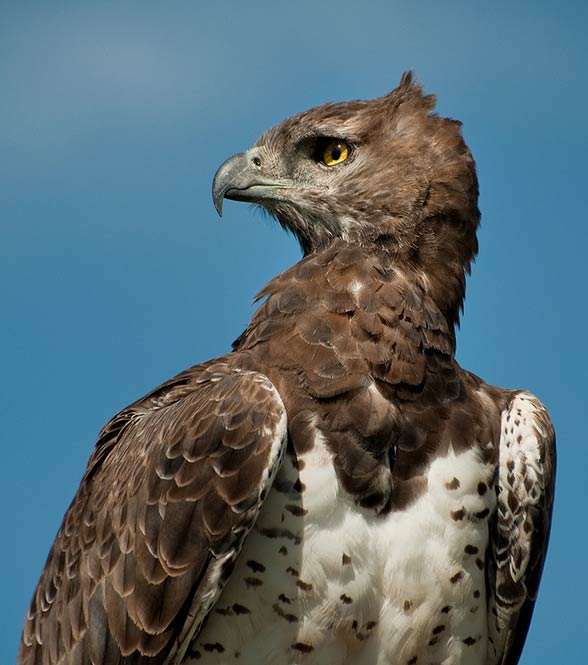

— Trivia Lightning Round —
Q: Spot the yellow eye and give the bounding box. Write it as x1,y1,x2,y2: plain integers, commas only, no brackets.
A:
322,140,350,166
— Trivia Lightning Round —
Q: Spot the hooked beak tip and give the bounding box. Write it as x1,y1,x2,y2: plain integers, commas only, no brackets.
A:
212,151,247,217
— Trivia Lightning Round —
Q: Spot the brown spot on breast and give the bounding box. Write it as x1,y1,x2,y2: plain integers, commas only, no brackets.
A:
352,620,358,631
292,642,314,653
342,553,352,565
246,560,266,573
450,508,465,521
272,603,298,623
473,590,480,599
340,593,353,604
477,482,487,495
407,657,418,665
286,504,308,516
404,600,412,612
286,566,299,577
474,508,489,519
232,603,251,615
463,636,478,646
475,558,485,570
441,605,451,614
365,621,377,630
450,571,463,584
244,576,263,588
203,643,225,653
278,593,292,604
432,625,446,635
428,637,439,646
296,579,313,592
446,477,460,490
464,544,478,555
215,607,232,616
188,648,201,660
279,546,288,556
259,527,301,543
293,479,306,493
291,457,306,471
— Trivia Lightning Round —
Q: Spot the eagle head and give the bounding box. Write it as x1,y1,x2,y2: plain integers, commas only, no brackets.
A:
213,71,479,270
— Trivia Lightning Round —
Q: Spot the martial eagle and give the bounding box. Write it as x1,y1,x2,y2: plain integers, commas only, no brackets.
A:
19,72,555,665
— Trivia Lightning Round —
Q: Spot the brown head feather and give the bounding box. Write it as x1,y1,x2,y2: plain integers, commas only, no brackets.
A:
250,71,479,325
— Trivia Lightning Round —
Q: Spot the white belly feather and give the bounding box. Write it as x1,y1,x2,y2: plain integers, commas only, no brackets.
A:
186,430,496,665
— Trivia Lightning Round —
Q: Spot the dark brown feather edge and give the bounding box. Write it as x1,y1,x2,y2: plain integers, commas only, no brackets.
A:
18,359,287,665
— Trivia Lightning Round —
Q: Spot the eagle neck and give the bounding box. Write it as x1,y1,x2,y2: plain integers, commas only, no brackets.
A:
371,213,477,332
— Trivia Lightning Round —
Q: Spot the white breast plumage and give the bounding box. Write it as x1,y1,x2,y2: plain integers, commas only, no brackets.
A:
187,428,496,665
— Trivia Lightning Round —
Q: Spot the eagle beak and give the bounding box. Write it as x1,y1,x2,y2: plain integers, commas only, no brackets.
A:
212,148,290,217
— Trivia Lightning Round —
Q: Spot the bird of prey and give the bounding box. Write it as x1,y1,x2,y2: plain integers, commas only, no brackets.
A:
19,72,555,665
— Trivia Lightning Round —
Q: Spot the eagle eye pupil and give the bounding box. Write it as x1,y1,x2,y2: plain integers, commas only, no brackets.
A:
320,140,349,166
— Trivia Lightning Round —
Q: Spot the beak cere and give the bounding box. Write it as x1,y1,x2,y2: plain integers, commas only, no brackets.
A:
212,148,290,216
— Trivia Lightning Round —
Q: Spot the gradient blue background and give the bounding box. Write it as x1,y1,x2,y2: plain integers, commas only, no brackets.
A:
2,2,586,663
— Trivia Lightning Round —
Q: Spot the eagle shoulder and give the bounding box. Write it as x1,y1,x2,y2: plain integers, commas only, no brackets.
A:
488,390,556,665
19,359,287,665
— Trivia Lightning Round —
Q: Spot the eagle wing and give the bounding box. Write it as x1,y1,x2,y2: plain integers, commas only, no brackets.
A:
488,391,556,665
19,359,287,665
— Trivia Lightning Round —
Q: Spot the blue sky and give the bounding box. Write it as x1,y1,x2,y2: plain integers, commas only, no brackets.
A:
2,2,586,662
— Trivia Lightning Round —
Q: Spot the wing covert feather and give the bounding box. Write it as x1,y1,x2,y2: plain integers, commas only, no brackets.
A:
488,391,556,665
19,360,287,665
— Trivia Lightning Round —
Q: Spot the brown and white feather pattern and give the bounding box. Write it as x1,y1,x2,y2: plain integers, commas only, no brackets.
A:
20,362,287,665
487,393,555,665
19,73,555,665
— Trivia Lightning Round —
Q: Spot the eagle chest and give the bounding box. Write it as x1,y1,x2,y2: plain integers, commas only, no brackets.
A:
187,425,497,665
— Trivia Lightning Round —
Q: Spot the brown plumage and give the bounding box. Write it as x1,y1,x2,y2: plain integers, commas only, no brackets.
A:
19,72,555,665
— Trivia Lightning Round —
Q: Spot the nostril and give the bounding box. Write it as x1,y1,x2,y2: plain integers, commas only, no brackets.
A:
252,156,262,167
